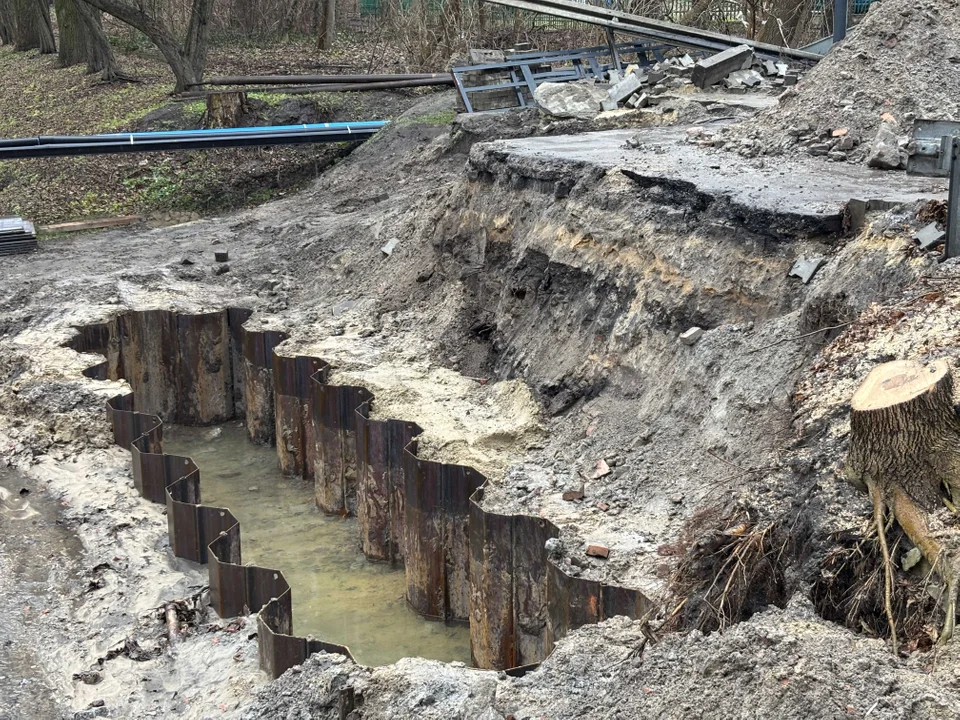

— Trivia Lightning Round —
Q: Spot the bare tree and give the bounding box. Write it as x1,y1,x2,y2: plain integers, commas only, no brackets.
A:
81,0,215,91
55,0,130,80
317,0,334,50
0,0,15,44
55,0,86,65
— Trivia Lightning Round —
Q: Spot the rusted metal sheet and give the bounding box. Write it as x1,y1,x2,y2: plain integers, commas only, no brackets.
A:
355,404,420,563
512,514,558,664
311,378,372,515
601,583,652,621
544,559,601,657
240,327,288,444
118,310,180,420
469,488,516,669
273,355,325,478
404,448,484,622
176,312,233,425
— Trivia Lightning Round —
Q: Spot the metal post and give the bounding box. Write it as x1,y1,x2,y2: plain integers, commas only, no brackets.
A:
833,0,848,44
947,137,960,259
605,28,622,75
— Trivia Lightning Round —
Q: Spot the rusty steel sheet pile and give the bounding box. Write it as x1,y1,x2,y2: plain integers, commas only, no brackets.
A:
69,307,653,678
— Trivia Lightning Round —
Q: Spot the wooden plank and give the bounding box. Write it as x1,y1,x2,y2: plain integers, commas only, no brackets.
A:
40,216,140,234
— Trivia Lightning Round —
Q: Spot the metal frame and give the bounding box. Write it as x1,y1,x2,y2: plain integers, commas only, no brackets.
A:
452,40,673,113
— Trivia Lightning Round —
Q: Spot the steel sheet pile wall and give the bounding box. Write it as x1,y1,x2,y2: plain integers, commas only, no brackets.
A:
70,306,654,678
84,310,354,680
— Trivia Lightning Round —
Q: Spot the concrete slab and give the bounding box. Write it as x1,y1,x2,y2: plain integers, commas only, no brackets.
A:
658,92,778,112
483,127,947,227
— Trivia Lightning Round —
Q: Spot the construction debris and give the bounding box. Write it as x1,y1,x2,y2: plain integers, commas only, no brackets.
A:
533,81,609,119
0,217,38,256
913,222,945,250
692,45,753,89
680,327,704,345
788,257,826,284
585,544,610,559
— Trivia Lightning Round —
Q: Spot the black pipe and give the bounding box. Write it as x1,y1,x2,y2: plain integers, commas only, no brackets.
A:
0,128,380,159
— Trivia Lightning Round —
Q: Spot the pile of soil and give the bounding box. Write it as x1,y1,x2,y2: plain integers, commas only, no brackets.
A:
722,0,960,161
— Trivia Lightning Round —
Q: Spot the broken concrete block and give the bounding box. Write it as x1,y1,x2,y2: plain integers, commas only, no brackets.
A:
214,251,229,262
788,257,826,284
692,44,753,89
608,72,644,103
726,69,763,88
627,92,649,109
776,62,789,77
381,238,400,256
533,81,608,119
782,72,799,86
866,122,903,170
586,544,610,559
913,222,946,250
608,69,621,84
762,59,778,76
469,48,505,64
679,54,695,68
680,327,704,345
600,98,618,112
646,70,665,84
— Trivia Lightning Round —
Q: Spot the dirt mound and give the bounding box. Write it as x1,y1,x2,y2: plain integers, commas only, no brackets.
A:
725,0,960,161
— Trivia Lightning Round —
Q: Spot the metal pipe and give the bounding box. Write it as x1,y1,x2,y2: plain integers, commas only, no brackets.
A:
833,0,848,44
195,73,452,87
480,0,823,61
176,76,454,99
0,122,387,160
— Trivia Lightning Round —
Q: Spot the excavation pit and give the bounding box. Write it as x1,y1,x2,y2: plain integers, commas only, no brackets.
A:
164,422,471,666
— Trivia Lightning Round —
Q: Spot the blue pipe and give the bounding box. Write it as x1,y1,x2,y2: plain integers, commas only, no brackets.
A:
0,121,389,150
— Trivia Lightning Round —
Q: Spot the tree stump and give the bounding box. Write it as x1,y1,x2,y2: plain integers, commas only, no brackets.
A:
846,359,960,648
204,92,248,129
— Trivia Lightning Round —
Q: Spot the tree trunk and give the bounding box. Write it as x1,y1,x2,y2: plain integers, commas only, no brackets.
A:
55,0,87,66
81,0,211,91
74,1,123,79
35,0,55,52
0,0,15,44
13,0,39,49
318,0,334,50
846,359,960,646
203,90,248,128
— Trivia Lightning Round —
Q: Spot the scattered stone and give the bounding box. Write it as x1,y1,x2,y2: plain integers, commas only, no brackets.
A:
902,546,922,571
913,222,946,250
72,670,102,685
213,263,230,275
726,69,763,88
591,459,611,479
562,488,584,501
836,134,857,151
692,44,753,89
600,98,619,112
248,486,259,492
609,72,644,104
469,48,505,64
180,256,194,265
545,537,563,559
867,122,903,170
788,257,826,284
832,127,849,137
586,544,610,559
627,93,649,109
596,501,610,511
534,81,608,119
670,495,684,505
782,72,799,86
679,54,695,68
828,151,848,162
762,59,778,76
381,238,400,256
679,327,704,345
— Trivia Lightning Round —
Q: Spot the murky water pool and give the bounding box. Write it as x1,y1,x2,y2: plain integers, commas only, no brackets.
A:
164,423,471,667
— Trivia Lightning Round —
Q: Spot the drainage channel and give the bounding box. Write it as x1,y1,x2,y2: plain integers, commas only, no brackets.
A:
163,422,471,667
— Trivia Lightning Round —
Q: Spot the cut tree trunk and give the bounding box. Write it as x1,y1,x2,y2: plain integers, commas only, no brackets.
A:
318,0,334,50
203,91,248,128
846,359,960,647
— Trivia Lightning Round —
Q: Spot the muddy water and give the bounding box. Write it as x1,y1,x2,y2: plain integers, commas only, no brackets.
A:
164,423,471,667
